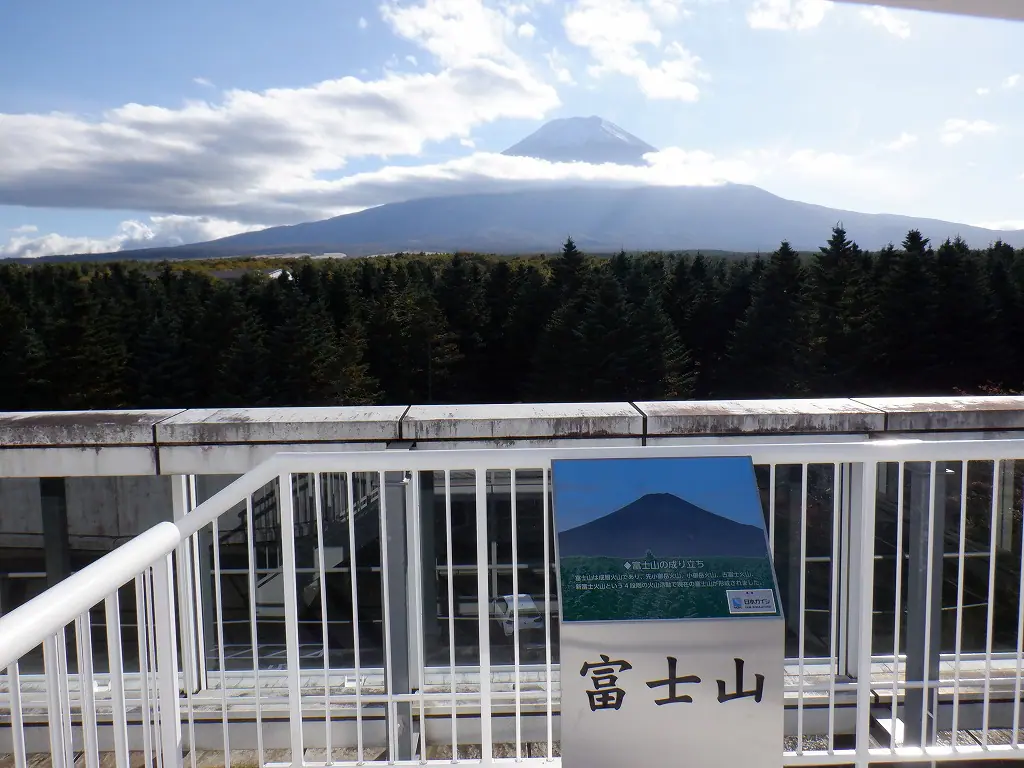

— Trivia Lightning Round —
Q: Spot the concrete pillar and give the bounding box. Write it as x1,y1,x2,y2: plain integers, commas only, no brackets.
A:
903,463,945,747
419,472,440,662
40,478,71,588
385,470,413,760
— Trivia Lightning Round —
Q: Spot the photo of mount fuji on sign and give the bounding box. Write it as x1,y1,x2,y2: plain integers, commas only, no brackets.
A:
552,456,781,623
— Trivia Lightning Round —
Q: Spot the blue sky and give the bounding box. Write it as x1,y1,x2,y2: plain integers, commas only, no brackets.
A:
1,0,1023,258
552,456,765,531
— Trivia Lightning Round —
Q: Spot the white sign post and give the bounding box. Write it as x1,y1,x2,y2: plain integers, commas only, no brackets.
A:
554,456,785,768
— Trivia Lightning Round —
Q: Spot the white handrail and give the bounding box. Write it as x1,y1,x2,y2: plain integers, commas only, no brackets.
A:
0,455,286,669
0,522,182,668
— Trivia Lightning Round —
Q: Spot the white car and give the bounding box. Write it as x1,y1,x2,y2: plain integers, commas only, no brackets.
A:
490,594,544,638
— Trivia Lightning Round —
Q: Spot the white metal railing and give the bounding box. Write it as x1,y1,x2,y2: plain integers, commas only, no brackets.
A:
1,437,1023,767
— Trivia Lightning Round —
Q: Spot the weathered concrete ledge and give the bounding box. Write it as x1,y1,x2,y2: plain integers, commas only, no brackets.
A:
0,409,184,447
638,398,885,436
155,406,408,445
853,396,1024,432
4,397,1024,478
403,403,643,441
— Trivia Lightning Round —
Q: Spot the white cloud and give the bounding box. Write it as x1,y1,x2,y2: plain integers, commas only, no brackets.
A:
517,21,536,37
546,48,577,84
978,219,1024,232
358,16,369,29
9,224,38,234
193,77,215,88
380,0,523,67
0,63,559,224
859,5,910,38
645,0,692,22
406,54,419,65
0,215,261,260
884,132,917,150
563,0,706,101
976,73,1019,95
940,118,997,145
747,0,831,30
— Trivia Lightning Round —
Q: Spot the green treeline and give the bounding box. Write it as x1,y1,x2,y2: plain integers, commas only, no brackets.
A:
1,225,1023,411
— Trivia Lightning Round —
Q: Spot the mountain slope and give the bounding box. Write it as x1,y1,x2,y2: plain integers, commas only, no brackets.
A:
125,184,1024,259
30,184,1024,262
501,115,657,165
558,492,767,559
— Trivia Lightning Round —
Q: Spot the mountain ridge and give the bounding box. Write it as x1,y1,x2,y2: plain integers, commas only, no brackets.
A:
14,114,1024,261
76,183,1024,260
558,492,768,559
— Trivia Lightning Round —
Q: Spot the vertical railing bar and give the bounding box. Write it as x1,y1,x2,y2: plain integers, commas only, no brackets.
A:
188,476,208,689
43,634,67,768
1012,469,1024,748
854,462,878,768
796,463,808,754
379,470,397,762
279,473,305,768
212,517,232,768
475,471,493,763
511,469,522,762
411,471,428,762
981,460,1000,746
105,592,131,768
154,554,184,768
55,621,74,768
890,461,906,751
0,591,26,768
543,466,553,762
7,659,27,768
146,569,164,768
245,495,266,768
769,463,777,555
951,461,969,746
827,462,841,754
837,464,851,684
76,611,101,768
312,473,333,764
135,574,155,768
444,471,458,759
921,461,938,746
180,536,199,768
346,474,364,764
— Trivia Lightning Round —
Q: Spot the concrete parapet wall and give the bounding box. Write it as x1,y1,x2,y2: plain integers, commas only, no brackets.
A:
2,396,1024,480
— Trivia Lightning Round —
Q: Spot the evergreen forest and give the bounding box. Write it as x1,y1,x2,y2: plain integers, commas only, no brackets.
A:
2,225,1023,411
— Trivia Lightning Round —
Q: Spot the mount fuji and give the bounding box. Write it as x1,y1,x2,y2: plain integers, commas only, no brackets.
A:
501,115,658,166
31,116,1024,261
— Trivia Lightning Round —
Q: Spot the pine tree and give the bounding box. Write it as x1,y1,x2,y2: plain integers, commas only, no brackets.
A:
931,236,993,391
808,225,859,395
552,236,587,298
0,292,49,410
724,241,811,397
216,311,272,406
874,230,939,394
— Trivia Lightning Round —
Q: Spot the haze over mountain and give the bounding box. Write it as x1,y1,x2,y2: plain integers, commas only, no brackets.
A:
26,116,1024,261
558,493,768,559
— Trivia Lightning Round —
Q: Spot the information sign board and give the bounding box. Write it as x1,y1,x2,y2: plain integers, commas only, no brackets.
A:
553,456,784,768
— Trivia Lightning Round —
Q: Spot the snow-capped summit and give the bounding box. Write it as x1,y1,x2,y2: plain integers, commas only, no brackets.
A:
501,116,658,166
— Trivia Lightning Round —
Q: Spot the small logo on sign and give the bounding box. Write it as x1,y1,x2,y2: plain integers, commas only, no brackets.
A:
726,589,776,615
